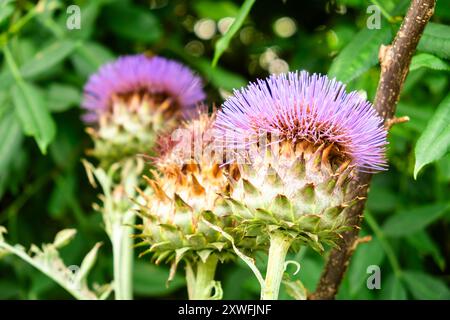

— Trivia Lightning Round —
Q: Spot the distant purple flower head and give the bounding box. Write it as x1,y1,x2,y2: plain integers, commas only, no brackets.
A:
215,71,388,172
82,54,205,122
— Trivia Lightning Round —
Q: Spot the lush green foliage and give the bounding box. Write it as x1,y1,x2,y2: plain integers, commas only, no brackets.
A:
0,0,449,299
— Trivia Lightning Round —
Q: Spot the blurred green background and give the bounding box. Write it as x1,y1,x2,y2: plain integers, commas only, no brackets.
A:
0,0,449,299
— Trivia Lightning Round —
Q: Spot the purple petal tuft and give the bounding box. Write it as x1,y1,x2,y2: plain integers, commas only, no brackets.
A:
214,71,388,172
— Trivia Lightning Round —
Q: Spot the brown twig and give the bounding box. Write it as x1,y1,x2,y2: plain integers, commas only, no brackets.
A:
309,0,435,300
385,116,410,130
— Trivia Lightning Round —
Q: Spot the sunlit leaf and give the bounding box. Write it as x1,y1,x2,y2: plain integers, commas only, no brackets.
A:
193,0,239,20
410,53,450,72
11,83,56,154
414,94,450,178
328,26,391,83
0,3,14,24
417,22,450,59
20,40,79,79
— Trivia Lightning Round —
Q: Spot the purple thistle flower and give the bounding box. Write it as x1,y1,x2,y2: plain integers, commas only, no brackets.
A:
215,71,388,172
82,54,205,122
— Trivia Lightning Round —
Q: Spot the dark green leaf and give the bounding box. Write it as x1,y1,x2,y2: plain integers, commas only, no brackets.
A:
47,84,81,112
0,280,20,299
11,82,56,154
380,274,407,300
382,203,449,237
48,174,76,218
414,93,450,178
105,3,162,44
328,26,391,83
403,271,450,300
406,231,445,270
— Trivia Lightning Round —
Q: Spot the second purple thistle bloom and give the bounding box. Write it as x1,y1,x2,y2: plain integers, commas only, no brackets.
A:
82,54,205,164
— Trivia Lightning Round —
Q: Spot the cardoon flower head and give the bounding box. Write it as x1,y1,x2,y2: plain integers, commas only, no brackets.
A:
82,54,205,164
214,71,388,251
135,113,251,277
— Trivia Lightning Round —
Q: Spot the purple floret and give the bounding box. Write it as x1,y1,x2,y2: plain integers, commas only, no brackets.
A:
214,71,388,172
82,55,205,122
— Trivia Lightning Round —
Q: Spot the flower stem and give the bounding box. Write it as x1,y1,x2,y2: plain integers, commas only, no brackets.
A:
112,210,135,300
261,232,293,300
190,255,218,300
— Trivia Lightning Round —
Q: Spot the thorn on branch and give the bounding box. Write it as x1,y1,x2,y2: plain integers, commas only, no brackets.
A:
350,235,372,252
385,116,410,130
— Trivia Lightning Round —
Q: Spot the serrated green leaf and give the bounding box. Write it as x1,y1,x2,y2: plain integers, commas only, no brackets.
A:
0,227,103,299
212,0,255,66
417,22,450,59
382,203,449,237
414,94,450,178
328,26,391,83
403,271,450,300
20,40,79,79
4,46,56,154
410,53,450,72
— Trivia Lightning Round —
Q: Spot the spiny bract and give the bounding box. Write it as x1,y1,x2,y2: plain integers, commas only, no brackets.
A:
214,71,388,251
82,55,205,165
135,113,251,271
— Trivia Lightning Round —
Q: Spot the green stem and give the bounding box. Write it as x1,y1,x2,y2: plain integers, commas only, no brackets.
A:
190,255,218,300
111,210,135,300
261,232,293,300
